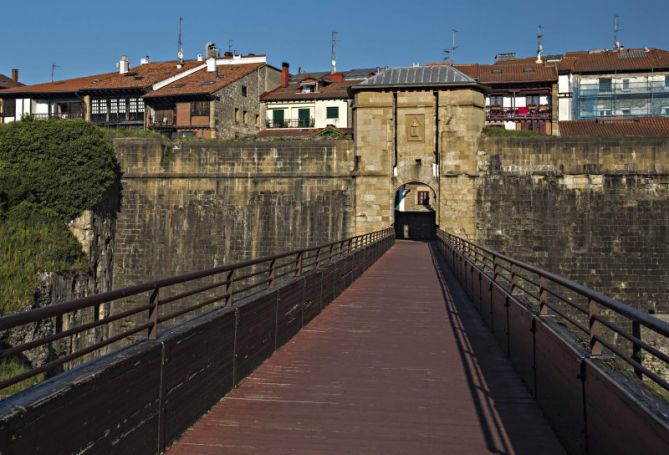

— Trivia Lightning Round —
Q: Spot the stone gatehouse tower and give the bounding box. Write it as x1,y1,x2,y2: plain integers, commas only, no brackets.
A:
351,66,487,236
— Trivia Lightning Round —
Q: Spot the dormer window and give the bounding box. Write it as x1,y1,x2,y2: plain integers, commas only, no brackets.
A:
299,81,318,93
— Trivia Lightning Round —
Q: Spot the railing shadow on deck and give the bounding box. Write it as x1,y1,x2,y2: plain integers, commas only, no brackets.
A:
427,242,565,455
431,231,669,455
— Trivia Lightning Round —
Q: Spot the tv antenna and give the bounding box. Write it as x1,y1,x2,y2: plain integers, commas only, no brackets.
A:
536,25,544,63
443,28,458,62
228,40,234,53
51,63,60,82
331,30,338,73
613,14,622,50
177,17,184,66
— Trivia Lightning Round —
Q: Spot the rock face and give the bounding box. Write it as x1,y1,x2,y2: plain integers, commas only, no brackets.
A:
4,184,118,370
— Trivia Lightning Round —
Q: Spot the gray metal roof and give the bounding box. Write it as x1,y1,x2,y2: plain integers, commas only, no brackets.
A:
358,65,476,87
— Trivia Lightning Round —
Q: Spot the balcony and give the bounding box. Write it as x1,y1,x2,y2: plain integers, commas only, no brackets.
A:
577,81,669,99
91,113,145,128
486,107,552,122
266,118,316,129
148,114,176,129
24,112,84,120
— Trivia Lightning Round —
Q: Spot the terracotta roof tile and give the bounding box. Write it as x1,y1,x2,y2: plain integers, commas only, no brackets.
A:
81,60,202,91
557,48,669,73
261,80,359,102
0,71,117,96
144,63,264,98
0,74,23,90
453,62,557,84
559,117,669,138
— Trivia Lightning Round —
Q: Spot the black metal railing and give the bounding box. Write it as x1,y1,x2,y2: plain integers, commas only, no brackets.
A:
486,109,552,121
0,228,394,394
437,230,669,393
266,118,315,128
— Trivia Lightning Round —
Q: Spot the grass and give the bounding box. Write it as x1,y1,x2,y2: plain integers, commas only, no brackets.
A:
0,204,87,315
0,360,45,397
483,127,543,137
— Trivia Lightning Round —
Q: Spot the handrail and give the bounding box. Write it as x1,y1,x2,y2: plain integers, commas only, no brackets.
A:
437,229,669,393
0,228,394,393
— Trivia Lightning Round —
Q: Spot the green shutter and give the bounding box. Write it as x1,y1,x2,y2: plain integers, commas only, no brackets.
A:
326,106,339,119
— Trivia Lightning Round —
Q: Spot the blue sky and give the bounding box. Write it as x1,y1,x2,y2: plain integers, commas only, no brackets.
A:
2,0,669,84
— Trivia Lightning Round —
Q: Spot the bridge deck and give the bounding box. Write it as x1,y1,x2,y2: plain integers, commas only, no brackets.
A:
167,241,566,454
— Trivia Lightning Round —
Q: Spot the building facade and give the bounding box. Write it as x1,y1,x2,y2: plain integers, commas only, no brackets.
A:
259,65,369,137
557,48,669,121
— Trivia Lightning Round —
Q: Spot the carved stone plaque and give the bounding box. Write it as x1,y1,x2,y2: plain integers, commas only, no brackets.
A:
405,114,425,142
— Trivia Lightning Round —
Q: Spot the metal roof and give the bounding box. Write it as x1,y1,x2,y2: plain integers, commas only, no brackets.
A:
358,65,476,87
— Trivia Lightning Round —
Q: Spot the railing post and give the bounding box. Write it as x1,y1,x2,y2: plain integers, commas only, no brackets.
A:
148,287,159,340
588,298,604,356
225,269,234,307
268,259,276,288
315,247,321,268
295,252,303,277
493,255,499,284
510,264,517,295
539,275,550,315
329,244,334,262
632,320,643,380
348,238,353,254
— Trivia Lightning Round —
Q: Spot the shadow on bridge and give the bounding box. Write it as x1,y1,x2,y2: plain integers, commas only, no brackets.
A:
167,241,565,455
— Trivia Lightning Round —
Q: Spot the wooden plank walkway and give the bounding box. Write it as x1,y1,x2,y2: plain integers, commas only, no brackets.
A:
167,241,566,454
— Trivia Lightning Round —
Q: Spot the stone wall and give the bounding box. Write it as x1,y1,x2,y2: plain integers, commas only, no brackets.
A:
472,136,669,313
112,138,355,289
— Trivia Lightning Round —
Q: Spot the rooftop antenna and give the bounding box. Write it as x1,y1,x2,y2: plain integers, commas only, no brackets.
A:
177,16,184,67
331,30,338,73
613,14,622,50
536,25,544,63
443,28,458,62
51,63,60,82
228,39,234,54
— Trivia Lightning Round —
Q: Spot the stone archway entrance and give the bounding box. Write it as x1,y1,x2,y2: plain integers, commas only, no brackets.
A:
394,182,436,240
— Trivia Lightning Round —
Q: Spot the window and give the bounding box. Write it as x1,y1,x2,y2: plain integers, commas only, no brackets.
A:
234,108,240,123
298,108,311,127
599,78,612,92
663,107,669,116
665,76,669,88
300,82,317,93
622,79,630,90
191,101,210,116
271,109,285,127
1,99,15,117
526,95,540,106
621,108,631,116
489,95,503,107
241,85,247,97
326,106,339,119
599,109,612,117
255,114,260,127
417,191,430,206
243,110,248,124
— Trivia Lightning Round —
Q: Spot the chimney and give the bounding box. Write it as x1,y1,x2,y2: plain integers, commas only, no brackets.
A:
140,56,150,65
206,57,217,73
11,69,18,82
118,55,130,74
281,62,289,88
329,72,344,83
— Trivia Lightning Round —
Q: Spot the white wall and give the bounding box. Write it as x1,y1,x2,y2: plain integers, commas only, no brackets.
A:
265,99,350,129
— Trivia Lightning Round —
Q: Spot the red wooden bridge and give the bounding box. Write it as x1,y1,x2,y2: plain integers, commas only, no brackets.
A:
0,230,667,454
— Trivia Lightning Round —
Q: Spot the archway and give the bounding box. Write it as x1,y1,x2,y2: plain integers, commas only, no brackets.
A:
394,182,437,240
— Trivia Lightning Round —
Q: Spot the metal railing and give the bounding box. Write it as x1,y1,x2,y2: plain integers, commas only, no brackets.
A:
0,228,394,394
265,118,315,128
486,109,552,121
437,230,669,393
24,113,84,120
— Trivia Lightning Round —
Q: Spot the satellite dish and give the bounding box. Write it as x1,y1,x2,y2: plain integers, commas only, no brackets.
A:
178,50,184,60
331,59,336,67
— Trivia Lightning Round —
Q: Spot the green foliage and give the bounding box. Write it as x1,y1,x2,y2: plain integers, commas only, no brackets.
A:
0,119,117,220
0,360,45,397
483,127,542,137
0,202,86,314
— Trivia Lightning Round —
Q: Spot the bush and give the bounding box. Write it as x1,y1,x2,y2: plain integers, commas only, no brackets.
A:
0,119,118,220
0,202,86,314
